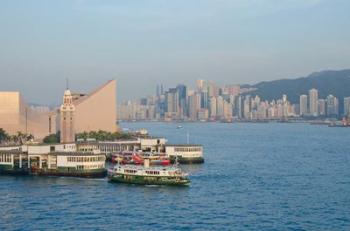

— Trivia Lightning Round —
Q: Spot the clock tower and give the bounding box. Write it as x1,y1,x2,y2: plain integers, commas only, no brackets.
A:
60,88,75,143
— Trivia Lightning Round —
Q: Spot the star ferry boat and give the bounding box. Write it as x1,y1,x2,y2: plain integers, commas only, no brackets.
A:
108,159,190,186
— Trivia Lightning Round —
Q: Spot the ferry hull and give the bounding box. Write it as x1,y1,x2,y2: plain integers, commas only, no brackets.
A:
0,165,107,178
109,174,190,186
0,165,29,175
0,169,29,176
36,169,107,178
169,156,204,164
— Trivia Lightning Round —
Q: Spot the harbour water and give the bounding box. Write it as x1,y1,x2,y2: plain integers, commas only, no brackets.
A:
1,122,350,230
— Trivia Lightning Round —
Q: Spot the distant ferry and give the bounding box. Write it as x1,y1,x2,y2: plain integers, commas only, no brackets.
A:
165,144,204,164
108,159,190,186
328,118,350,127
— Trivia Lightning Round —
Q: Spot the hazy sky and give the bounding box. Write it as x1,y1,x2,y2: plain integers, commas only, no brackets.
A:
0,0,349,105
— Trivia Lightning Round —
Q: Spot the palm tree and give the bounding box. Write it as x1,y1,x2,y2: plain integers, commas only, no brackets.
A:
12,131,34,144
0,128,9,144
26,134,34,142
16,131,25,144
11,135,19,144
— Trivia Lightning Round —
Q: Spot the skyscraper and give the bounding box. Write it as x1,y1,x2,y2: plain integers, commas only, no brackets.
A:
257,102,268,119
208,82,218,98
344,97,350,116
326,95,339,117
176,84,187,118
223,100,233,120
243,96,251,119
209,97,217,118
235,96,243,119
216,96,224,118
282,94,287,103
309,88,318,116
196,79,207,92
299,94,308,116
165,88,180,119
188,93,201,120
318,99,326,116
201,91,209,109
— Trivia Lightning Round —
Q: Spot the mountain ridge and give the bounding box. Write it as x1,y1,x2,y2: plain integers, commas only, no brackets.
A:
243,69,350,113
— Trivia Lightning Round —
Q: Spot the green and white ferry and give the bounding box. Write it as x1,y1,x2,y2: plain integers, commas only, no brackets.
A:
108,159,190,186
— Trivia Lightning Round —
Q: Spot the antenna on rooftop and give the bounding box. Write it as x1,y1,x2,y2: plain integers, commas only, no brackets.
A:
66,78,69,90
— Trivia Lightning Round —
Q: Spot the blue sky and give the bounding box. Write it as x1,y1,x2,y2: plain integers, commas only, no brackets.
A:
0,0,349,105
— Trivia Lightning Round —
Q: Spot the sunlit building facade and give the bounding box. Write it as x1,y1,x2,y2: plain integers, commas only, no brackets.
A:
0,80,118,141
0,92,56,139
70,80,118,134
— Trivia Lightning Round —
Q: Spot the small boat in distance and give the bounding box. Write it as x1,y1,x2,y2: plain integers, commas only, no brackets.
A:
177,125,183,129
108,158,190,186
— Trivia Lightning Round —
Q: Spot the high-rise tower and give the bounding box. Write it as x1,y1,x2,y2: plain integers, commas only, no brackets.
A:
299,94,308,116
60,89,75,143
309,88,318,116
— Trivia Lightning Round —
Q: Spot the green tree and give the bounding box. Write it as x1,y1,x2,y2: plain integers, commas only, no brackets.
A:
11,131,35,144
0,128,9,143
76,131,88,140
76,130,132,141
43,132,60,144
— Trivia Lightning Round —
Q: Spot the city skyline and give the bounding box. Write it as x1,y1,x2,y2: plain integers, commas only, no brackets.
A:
1,0,350,105
119,79,346,122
